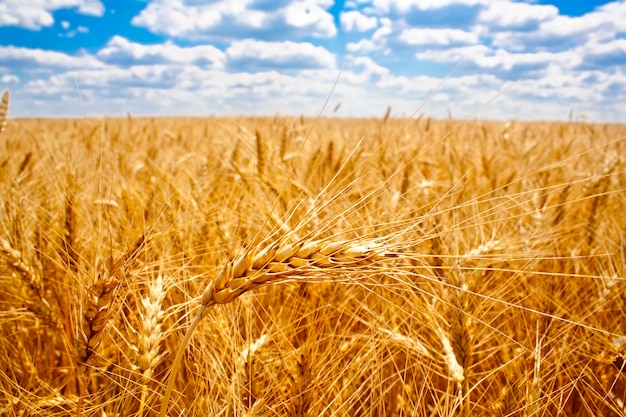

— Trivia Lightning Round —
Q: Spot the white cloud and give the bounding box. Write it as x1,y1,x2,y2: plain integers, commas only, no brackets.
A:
46,65,177,90
586,38,626,57
75,0,104,16
577,38,626,70
348,56,389,82
283,0,336,35
492,2,626,51
132,0,336,40
506,66,609,104
341,10,378,31
226,39,336,70
130,1,226,38
5,53,625,121
61,21,70,30
373,17,393,40
2,74,20,83
345,0,371,7
416,44,491,64
97,36,225,68
0,0,104,30
399,28,478,45
371,0,485,13
12,65,350,116
417,45,582,72
347,38,380,53
0,4,52,29
60,24,89,38
0,45,105,69
540,4,626,38
347,17,392,52
477,2,558,29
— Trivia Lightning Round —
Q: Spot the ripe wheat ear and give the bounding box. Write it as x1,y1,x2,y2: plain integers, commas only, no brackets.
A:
0,90,9,135
160,236,396,417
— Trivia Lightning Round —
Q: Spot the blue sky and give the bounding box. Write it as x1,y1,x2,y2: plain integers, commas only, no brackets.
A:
0,0,624,121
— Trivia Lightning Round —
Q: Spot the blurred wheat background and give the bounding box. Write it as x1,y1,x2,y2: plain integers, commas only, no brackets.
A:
0,98,625,416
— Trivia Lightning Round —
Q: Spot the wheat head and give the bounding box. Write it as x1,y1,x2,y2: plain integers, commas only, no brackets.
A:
0,90,8,135
160,237,396,417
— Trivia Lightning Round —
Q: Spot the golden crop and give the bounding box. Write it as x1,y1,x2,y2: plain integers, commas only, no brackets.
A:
0,112,625,416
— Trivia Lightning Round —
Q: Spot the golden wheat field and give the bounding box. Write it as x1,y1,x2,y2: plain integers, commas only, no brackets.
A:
0,97,625,416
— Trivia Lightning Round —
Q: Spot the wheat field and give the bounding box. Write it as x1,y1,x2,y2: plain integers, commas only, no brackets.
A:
0,93,625,416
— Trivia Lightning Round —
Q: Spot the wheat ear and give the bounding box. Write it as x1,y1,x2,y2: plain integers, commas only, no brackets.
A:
0,236,44,299
77,275,120,363
77,232,149,364
0,90,8,135
160,237,395,417
136,274,167,417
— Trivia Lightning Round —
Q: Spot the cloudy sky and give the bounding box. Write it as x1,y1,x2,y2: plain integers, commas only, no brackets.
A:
0,0,624,121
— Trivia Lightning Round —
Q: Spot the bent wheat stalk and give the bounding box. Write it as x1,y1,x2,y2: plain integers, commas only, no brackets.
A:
160,237,396,417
